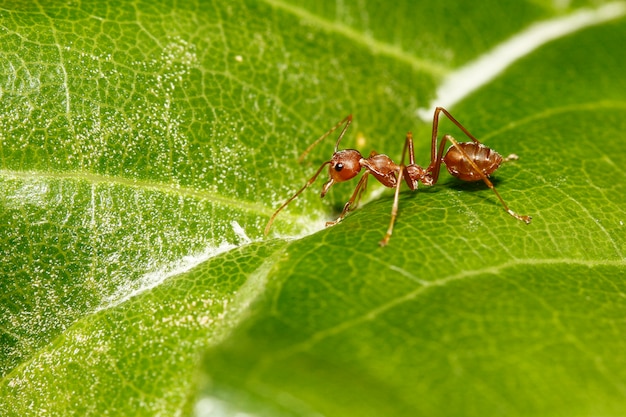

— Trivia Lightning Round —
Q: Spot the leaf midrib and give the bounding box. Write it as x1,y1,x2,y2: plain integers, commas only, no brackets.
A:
0,168,275,217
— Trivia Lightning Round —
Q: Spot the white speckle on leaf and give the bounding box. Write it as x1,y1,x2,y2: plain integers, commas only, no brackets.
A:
96,242,236,312
231,220,251,243
4,181,49,209
195,397,258,417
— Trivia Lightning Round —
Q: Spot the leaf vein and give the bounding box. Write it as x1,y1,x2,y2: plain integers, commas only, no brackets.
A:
272,257,626,358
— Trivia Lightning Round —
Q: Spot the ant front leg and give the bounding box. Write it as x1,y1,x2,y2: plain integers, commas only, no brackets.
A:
326,172,369,227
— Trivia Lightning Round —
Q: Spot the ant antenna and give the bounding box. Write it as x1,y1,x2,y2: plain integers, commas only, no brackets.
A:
298,115,353,162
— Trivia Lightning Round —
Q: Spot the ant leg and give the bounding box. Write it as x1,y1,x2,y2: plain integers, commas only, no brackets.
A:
434,107,481,144
326,172,370,227
428,107,483,184
264,161,331,235
352,173,369,210
444,135,531,224
379,165,404,246
380,132,415,246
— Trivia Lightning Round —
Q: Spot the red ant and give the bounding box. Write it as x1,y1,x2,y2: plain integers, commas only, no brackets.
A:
264,107,531,246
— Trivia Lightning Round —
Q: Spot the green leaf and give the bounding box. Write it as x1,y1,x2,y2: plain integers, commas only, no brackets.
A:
1,1,625,416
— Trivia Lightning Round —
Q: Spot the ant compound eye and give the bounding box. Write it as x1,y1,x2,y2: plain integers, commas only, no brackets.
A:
329,150,361,182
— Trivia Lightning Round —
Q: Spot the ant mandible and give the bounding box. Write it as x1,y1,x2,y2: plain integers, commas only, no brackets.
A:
264,107,532,246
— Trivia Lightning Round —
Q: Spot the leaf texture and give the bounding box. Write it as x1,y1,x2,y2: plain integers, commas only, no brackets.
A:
1,1,625,416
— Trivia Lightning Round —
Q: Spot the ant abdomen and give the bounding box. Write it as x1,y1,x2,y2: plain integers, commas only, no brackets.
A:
443,141,503,182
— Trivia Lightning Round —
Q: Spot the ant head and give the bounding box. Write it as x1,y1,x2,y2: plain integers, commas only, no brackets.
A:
321,149,363,197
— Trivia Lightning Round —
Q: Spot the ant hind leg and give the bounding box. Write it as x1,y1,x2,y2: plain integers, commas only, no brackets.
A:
446,135,532,225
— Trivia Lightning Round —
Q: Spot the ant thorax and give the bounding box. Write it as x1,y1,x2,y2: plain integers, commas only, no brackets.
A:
361,153,400,188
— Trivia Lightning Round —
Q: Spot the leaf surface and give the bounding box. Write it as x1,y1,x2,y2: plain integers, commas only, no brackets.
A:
1,1,625,416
